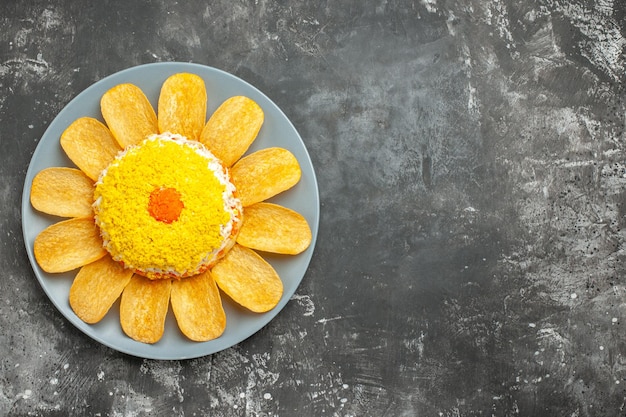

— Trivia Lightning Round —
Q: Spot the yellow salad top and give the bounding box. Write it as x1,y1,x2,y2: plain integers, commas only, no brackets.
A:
93,133,241,278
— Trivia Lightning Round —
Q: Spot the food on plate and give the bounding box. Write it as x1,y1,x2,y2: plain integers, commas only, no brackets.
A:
30,167,94,218
158,73,207,141
69,256,133,324
120,274,171,344
34,217,106,273
30,71,312,343
93,133,242,280
200,96,263,167
230,147,302,207
60,117,121,181
170,271,226,342
237,202,312,255
211,244,283,313
100,83,158,148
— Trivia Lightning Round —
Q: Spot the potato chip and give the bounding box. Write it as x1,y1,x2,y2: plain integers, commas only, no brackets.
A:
60,117,122,181
200,96,263,167
120,275,171,344
211,244,283,313
34,217,107,273
230,147,301,207
158,73,207,141
69,256,133,323
237,202,312,254
101,83,158,149
171,271,226,341
30,167,94,218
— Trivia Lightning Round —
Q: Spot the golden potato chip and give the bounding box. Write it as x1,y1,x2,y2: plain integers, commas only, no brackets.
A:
69,256,133,324
101,83,158,149
200,96,263,167
238,202,312,255
230,147,301,207
120,275,171,344
171,271,226,341
158,73,207,141
60,117,122,181
211,244,283,313
34,217,107,273
30,167,94,218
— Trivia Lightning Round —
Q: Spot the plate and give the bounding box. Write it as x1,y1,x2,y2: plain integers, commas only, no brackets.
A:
21,62,319,360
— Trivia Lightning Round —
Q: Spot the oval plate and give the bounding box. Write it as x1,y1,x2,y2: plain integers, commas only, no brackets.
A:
21,62,319,360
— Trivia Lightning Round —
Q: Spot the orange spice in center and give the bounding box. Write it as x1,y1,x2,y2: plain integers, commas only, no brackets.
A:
148,187,184,224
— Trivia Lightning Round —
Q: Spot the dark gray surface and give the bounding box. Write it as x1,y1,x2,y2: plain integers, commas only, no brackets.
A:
2,0,626,415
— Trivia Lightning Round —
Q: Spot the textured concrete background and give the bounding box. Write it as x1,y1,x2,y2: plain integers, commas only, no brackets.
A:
2,0,626,416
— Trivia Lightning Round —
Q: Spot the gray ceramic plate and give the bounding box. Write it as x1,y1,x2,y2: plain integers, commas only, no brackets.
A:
21,62,319,360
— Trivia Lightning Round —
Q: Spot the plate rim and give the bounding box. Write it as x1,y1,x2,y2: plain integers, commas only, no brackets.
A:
21,62,319,360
